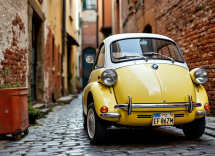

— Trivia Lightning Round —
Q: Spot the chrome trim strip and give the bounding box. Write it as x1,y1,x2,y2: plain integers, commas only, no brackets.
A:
100,113,121,118
188,95,193,113
114,103,202,109
196,110,211,115
128,95,132,115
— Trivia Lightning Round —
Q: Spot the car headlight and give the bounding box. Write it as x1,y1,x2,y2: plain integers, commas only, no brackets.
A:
101,69,118,86
190,68,208,84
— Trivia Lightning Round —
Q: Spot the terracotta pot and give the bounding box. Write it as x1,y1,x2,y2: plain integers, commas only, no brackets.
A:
77,87,82,94
0,88,29,135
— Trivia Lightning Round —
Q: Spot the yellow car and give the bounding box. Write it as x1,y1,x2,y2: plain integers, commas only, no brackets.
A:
82,33,210,144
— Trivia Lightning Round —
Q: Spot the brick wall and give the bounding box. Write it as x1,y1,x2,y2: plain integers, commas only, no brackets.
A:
82,21,97,49
44,26,62,103
0,0,28,87
121,0,215,114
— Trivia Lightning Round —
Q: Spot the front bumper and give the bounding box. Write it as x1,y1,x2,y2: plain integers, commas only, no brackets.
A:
99,95,209,126
196,110,211,115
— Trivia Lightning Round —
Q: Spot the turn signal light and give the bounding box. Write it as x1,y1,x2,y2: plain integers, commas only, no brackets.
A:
204,103,210,110
101,106,108,113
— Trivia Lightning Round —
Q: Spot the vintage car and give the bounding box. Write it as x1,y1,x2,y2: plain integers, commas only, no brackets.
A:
82,33,210,144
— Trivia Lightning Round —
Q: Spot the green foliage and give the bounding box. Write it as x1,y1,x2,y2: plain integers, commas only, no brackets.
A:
28,95,33,105
28,95,41,119
6,83,11,88
0,68,21,89
28,105,41,119
16,82,21,87
75,76,80,81
0,67,11,76
68,73,73,81
0,82,22,89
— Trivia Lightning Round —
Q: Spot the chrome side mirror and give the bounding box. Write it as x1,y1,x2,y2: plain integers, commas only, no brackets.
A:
86,56,94,64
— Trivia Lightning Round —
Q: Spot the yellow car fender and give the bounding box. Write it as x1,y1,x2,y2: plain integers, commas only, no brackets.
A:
83,82,119,122
195,84,209,119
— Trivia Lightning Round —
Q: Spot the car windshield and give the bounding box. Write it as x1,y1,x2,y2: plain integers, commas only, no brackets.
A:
111,38,184,63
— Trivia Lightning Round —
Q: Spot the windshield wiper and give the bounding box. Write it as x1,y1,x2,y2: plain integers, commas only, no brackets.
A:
114,55,148,62
143,52,174,63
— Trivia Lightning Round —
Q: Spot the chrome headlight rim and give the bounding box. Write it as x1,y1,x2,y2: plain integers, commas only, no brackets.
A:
194,68,208,84
101,69,118,86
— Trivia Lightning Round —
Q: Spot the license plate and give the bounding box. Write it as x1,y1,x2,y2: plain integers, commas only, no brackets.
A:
152,113,174,126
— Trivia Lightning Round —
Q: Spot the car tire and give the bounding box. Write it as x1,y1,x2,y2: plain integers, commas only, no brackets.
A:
182,116,205,139
87,103,106,144
83,111,87,130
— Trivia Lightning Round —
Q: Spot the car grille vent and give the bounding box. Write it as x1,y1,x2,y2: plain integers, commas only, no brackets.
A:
137,115,152,118
175,114,184,117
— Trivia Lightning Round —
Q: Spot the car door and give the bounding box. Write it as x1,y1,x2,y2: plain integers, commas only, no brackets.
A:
88,44,105,84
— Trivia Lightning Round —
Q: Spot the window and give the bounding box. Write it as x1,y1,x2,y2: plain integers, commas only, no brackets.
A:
96,46,105,67
83,0,96,9
111,38,184,63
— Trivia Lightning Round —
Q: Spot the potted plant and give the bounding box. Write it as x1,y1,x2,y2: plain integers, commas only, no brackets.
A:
27,95,41,124
0,68,29,140
76,76,82,94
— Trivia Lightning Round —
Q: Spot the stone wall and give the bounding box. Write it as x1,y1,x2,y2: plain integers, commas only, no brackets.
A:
121,0,215,114
0,0,28,86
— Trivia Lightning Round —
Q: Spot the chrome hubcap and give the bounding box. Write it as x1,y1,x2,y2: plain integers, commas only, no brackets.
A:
87,108,95,139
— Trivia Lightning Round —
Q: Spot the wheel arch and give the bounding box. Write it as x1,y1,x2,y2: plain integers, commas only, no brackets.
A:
87,91,94,110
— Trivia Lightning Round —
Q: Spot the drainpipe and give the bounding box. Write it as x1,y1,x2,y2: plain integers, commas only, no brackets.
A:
62,0,66,96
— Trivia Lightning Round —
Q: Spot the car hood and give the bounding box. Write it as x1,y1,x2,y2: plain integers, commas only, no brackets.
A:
113,64,196,104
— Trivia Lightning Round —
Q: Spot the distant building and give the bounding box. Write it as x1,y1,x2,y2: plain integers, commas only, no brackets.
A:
82,0,97,88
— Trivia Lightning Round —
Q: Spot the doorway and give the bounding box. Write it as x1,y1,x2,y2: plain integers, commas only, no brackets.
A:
143,24,152,33
82,48,96,89
31,20,37,101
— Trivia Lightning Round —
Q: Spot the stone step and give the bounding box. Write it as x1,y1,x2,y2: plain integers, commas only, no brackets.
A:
32,103,45,109
40,108,50,117
57,96,73,104
69,94,78,98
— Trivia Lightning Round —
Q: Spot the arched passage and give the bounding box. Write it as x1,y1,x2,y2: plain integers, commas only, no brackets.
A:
82,47,96,89
143,24,152,33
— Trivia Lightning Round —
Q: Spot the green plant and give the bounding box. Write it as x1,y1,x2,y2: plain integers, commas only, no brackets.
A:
75,76,80,81
0,68,21,89
68,73,73,81
28,105,41,119
28,95,33,105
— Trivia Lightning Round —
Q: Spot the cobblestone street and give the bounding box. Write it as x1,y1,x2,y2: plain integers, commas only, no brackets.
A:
1,95,215,156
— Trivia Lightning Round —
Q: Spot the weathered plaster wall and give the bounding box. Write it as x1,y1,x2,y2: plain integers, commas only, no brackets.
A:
0,0,28,86
43,0,62,103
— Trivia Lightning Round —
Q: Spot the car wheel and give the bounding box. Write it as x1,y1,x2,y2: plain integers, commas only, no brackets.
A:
182,116,205,139
87,103,106,144
83,111,87,130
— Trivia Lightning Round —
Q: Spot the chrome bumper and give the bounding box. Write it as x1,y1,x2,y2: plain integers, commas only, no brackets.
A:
114,95,201,115
196,110,211,115
114,103,202,109
100,113,121,118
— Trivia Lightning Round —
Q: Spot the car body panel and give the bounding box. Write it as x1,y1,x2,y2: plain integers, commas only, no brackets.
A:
113,64,196,104
82,82,119,122
118,110,195,126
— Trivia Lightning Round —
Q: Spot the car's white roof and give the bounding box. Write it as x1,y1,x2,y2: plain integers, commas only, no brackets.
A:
103,33,175,43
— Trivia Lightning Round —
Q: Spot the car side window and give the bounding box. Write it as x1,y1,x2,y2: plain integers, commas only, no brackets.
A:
96,45,105,68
